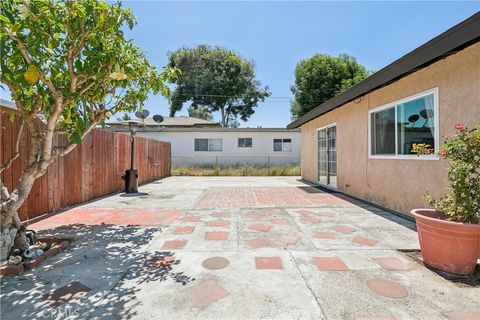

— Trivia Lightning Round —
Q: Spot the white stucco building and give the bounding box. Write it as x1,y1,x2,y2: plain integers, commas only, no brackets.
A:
108,118,301,167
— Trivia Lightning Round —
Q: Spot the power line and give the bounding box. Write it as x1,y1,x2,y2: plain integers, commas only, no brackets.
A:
176,93,292,99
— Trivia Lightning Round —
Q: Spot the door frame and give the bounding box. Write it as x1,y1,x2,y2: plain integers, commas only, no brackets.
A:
316,123,337,191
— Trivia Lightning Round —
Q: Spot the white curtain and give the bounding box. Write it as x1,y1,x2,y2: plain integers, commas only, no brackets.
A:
424,94,435,138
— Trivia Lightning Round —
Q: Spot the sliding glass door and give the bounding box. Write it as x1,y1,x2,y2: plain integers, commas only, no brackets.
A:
317,125,337,188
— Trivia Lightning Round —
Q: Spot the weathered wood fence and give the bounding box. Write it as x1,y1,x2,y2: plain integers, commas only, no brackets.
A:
1,110,171,221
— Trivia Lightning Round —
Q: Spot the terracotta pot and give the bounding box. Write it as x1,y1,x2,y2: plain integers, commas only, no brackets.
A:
411,209,480,275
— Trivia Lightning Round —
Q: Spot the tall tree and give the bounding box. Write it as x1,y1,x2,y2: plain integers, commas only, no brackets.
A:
290,54,370,119
187,106,213,121
0,0,175,257
168,45,270,127
116,113,132,121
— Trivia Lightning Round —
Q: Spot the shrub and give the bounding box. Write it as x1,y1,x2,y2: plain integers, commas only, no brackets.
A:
171,165,301,177
413,124,480,223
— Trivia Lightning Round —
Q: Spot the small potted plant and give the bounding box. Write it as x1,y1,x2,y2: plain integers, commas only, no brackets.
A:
411,124,480,275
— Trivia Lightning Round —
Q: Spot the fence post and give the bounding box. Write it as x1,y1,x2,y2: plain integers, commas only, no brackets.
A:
267,156,270,175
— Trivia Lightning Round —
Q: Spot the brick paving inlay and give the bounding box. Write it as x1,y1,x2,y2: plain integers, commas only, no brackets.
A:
374,257,413,271
270,219,291,225
313,231,336,239
301,216,321,224
316,211,337,217
248,223,272,232
207,219,230,227
173,226,195,234
254,257,284,270
206,232,229,241
202,257,230,270
246,238,271,249
30,208,181,230
274,235,300,245
331,225,356,234
181,216,201,222
186,280,229,308
313,257,349,271
352,236,378,246
194,187,350,209
367,278,407,298
161,240,187,250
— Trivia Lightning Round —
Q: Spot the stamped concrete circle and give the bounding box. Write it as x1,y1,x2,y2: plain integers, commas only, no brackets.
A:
367,278,407,298
202,257,230,270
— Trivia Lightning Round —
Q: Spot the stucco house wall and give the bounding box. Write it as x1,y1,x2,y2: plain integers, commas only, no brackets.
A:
136,129,301,167
300,42,480,215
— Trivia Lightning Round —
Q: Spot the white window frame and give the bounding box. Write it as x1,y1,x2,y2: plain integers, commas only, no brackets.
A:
238,137,253,148
194,138,223,152
368,87,439,160
273,138,292,152
316,123,337,190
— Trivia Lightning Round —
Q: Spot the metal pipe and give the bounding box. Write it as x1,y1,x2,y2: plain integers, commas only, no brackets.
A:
130,134,135,170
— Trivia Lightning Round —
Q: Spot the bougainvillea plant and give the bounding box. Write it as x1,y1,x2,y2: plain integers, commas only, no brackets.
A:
413,124,480,224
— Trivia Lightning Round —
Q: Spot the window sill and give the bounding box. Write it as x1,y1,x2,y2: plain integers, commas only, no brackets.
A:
368,155,439,161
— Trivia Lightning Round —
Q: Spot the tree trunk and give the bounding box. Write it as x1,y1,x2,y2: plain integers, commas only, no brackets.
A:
220,107,226,128
1,167,44,261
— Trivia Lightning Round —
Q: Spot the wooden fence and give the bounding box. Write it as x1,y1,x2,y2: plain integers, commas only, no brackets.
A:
1,110,171,221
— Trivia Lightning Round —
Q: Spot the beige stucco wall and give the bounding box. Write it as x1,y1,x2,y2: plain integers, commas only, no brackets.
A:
301,42,480,216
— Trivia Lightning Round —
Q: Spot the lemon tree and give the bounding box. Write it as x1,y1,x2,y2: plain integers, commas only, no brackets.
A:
0,0,176,255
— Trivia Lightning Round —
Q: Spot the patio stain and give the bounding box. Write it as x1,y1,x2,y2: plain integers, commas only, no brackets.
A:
145,252,195,285
42,281,91,308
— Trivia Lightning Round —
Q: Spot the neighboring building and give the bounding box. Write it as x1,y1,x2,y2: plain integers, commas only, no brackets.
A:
108,126,301,167
0,99,16,110
287,13,480,216
108,116,221,128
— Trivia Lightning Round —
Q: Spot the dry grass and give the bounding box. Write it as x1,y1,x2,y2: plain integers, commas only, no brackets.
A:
172,165,301,176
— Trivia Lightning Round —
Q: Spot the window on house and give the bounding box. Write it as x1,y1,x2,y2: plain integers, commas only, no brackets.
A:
238,138,253,148
194,138,222,151
273,139,292,152
369,89,437,158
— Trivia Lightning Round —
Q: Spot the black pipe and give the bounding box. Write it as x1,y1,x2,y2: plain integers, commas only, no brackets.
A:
130,134,135,170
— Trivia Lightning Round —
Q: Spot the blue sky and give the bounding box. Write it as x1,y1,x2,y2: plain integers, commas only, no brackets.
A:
119,1,478,127
2,1,479,127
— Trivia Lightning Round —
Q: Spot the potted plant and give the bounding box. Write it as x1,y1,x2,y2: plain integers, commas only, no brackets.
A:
411,124,480,275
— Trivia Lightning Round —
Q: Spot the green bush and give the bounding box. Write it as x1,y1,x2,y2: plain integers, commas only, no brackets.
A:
171,165,301,177
413,124,480,223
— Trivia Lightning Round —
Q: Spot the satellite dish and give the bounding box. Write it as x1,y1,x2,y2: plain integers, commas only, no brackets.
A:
408,114,420,127
135,109,150,120
153,114,164,124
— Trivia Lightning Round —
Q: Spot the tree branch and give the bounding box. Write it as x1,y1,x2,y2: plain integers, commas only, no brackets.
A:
1,78,26,112
3,28,62,100
52,117,102,158
0,119,24,173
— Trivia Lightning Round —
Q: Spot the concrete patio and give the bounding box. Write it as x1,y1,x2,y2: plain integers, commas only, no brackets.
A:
1,177,479,320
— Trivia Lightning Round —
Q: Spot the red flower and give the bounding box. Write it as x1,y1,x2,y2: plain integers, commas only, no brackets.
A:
454,123,464,130
439,148,448,157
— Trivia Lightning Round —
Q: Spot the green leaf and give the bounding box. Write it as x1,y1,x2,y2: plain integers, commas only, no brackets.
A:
68,132,82,145
0,15,10,24
11,23,20,33
9,111,15,123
